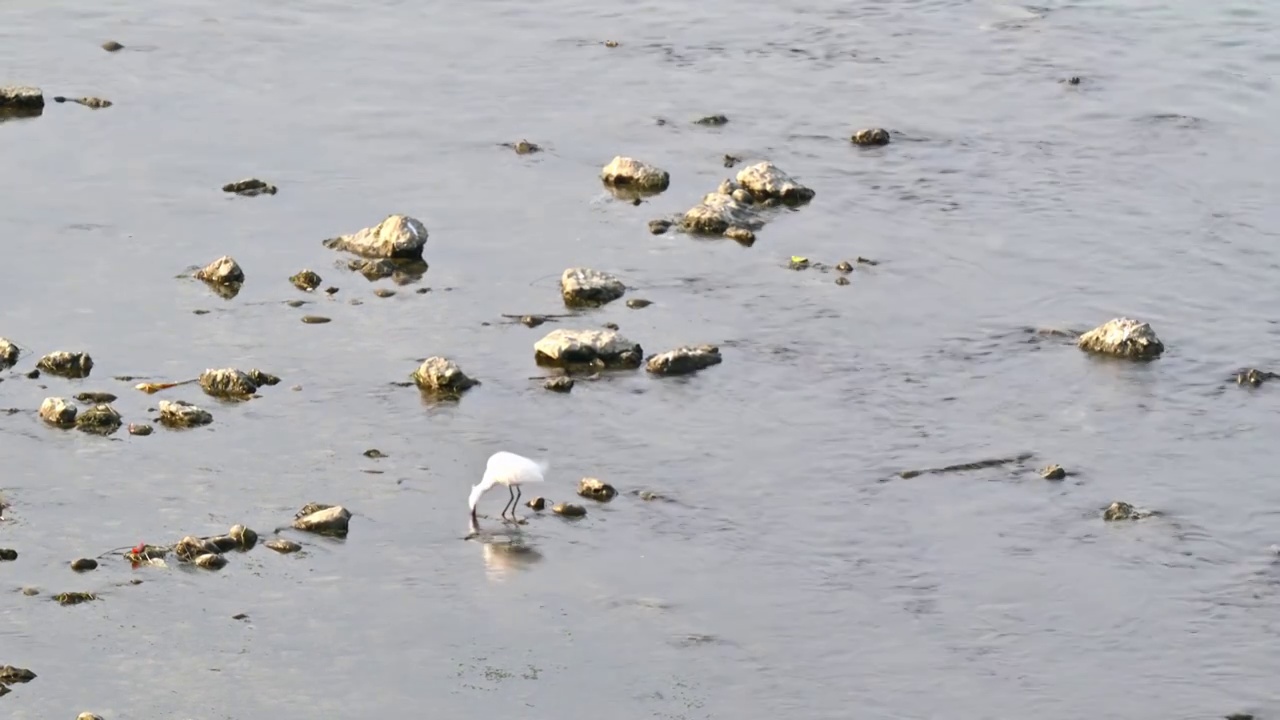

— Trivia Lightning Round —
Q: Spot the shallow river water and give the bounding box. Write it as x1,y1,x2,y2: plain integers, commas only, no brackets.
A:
3,1,1280,718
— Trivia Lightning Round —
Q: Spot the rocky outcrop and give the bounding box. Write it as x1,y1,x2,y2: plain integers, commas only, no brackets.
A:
646,345,723,376
323,214,428,260
39,397,77,427
561,268,626,307
412,357,479,395
37,351,93,378
157,400,213,428
1077,318,1164,360
600,156,670,193
735,162,815,204
534,329,643,369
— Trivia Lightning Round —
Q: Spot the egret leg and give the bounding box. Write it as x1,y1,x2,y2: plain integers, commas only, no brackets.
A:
512,486,523,522
501,485,516,519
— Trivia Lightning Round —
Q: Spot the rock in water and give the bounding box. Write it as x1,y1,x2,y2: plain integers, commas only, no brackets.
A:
229,524,258,550
77,714,105,720
36,351,93,378
1077,318,1164,360
577,477,618,501
561,267,626,307
412,357,479,395
128,423,153,436
0,665,36,683
194,255,245,286
75,404,122,435
292,504,351,537
70,558,98,572
290,269,322,291
221,178,277,196
39,397,78,427
323,214,428,260
102,40,124,51
0,85,44,109
544,376,574,393
681,191,760,236
551,502,586,517
265,538,302,553
646,345,723,376
534,329,643,369
851,128,891,146
1103,501,1154,521
600,156,670,192
157,400,213,428
735,162,815,204
0,337,19,369
194,553,227,570
199,368,259,398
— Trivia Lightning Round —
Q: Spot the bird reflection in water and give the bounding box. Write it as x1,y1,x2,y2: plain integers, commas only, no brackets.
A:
466,515,543,581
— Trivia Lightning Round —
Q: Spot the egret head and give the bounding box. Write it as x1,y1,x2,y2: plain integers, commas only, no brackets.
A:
468,483,486,518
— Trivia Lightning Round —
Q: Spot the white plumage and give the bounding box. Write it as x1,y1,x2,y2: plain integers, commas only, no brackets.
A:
469,451,548,521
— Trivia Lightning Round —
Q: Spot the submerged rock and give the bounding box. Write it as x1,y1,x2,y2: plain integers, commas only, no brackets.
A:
128,423,153,436
0,85,44,109
626,298,652,309
194,553,228,570
0,665,35,683
735,162,815,204
39,397,78,427
264,538,302,554
248,369,281,387
221,178,277,196
53,96,113,109
157,400,213,428
681,191,761,236
37,351,93,378
646,345,723,376
577,477,617,502
561,267,626,307
694,114,729,126
323,214,428,260
229,524,258,550
1235,368,1277,387
53,591,96,606
75,403,123,435
552,502,586,517
0,548,16,561
77,713,105,720
544,376,575,393
1103,501,1155,521
526,496,547,511
70,558,98,572
194,255,245,286
102,40,124,51
724,226,755,244
1040,464,1067,480
1077,318,1164,360
534,328,643,369
290,269,323,291
412,357,479,396
648,219,673,235
292,504,351,537
199,368,259,398
851,128,891,146
0,337,19,369
74,391,117,404
505,139,541,154
600,156,670,193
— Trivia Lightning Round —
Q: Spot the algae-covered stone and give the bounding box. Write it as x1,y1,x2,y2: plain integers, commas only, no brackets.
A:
648,219,673,235
199,368,259,398
194,255,245,286
600,156,670,192
157,400,213,428
39,397,78,427
551,502,586,517
0,337,19,369
646,345,723,376
70,558,98,572
412,357,479,396
577,477,617,502
265,538,302,554
323,214,428,260
1041,464,1067,480
534,329,643,369
292,504,351,537
1077,318,1164,360
851,128,891,146
290,270,322,291
0,85,44,109
37,351,93,378
0,665,35,683
75,403,123,435
222,178,277,196
681,191,760,236
561,268,626,308
53,591,96,606
74,391,117,404
735,162,815,204
1103,501,1154,521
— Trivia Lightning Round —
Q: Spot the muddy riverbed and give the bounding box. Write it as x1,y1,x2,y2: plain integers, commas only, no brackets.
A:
4,1,1280,718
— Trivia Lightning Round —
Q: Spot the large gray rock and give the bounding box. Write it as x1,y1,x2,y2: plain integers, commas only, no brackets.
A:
735,162,815,204
681,191,760,236
534,329,643,369
323,215,428,259
561,268,626,307
646,345,723,376
600,156,670,192
199,368,258,398
0,85,44,109
1077,318,1164,360
0,337,18,369
39,397,77,427
412,357,479,395
193,256,244,286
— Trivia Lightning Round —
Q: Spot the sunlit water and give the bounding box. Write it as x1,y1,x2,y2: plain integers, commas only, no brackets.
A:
3,1,1280,718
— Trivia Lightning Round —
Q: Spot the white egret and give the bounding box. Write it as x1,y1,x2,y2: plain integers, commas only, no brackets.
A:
469,451,548,523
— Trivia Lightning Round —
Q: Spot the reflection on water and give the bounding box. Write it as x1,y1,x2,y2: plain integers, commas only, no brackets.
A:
468,517,544,582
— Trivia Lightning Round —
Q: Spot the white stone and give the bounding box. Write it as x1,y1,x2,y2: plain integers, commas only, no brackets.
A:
560,267,626,307
600,156,670,192
324,214,428,259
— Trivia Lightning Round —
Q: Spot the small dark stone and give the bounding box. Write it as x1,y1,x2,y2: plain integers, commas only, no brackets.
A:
723,154,741,168
324,287,339,295
521,315,546,328
102,40,125,52
544,377,575,393
1041,464,1067,480
851,128,891,146
232,612,249,620
602,322,619,330
513,139,541,154
26,369,39,379
70,558,98,572
0,548,17,561
74,392,117,404
694,114,729,126
364,449,387,459
415,288,431,294
648,219,673,235
374,288,396,298
527,496,547,511
835,276,851,286
1067,76,1081,85
626,298,652,309
301,315,331,324
836,261,854,273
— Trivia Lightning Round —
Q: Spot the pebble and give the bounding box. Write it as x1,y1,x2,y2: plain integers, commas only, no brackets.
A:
301,315,332,324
